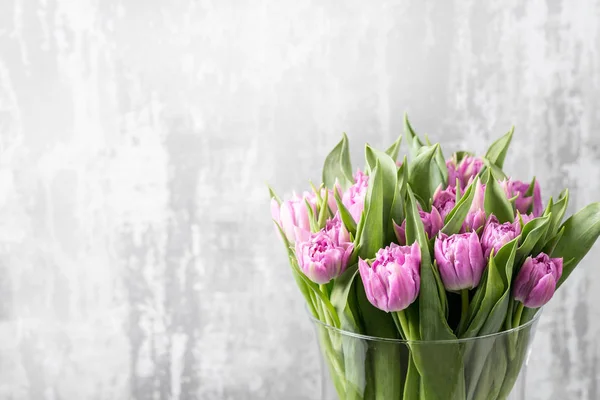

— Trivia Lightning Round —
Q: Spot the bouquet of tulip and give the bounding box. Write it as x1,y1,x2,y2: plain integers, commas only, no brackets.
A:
269,115,600,400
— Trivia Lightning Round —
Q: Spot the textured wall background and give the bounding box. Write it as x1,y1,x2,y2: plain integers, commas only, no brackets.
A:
0,0,599,399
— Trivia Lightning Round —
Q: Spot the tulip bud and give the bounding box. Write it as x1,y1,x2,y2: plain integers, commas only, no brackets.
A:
447,156,484,189
342,170,369,222
393,207,443,245
358,242,421,312
434,231,486,291
463,181,487,232
513,253,563,308
501,179,543,217
481,215,521,259
433,185,457,221
294,216,354,284
272,192,316,242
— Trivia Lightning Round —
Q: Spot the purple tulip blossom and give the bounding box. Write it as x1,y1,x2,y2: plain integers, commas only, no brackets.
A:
502,179,543,217
463,181,487,233
481,215,521,259
513,253,563,308
271,192,316,242
433,185,457,221
447,156,484,189
358,242,421,312
295,216,354,284
434,231,486,291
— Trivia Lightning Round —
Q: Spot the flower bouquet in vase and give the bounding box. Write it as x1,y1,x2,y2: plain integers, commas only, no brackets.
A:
269,115,600,400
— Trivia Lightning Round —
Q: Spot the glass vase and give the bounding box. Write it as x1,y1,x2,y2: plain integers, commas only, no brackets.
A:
310,312,540,400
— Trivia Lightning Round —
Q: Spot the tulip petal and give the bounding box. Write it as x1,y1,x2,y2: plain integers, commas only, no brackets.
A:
369,270,390,312
358,259,376,305
393,220,407,245
532,181,543,217
524,274,556,308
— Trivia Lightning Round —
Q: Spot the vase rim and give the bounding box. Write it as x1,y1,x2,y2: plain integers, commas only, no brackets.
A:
306,307,542,344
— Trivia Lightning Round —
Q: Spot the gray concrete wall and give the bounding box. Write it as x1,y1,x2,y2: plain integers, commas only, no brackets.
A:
0,0,599,399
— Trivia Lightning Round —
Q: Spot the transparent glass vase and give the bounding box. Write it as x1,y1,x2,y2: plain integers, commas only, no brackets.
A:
310,312,540,400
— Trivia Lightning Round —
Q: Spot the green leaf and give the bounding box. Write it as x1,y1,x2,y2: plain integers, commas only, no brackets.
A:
267,184,282,204
313,307,346,397
322,133,354,189
454,151,475,163
403,355,421,400
405,185,464,400
385,134,403,161
525,176,536,197
516,216,551,264
441,180,476,235
459,268,488,335
309,181,323,204
463,241,517,399
392,156,409,231
542,226,565,255
304,199,317,232
333,189,357,236
432,261,449,319
484,175,514,223
484,126,514,169
546,189,569,239
479,289,511,336
470,339,509,400
398,155,409,185
496,322,537,398
541,197,554,219
552,202,600,288
462,239,518,338
434,142,449,186
365,145,399,242
354,210,366,246
405,185,455,340
330,265,360,330
404,113,424,158
405,186,450,338
462,256,503,338
408,144,439,206
356,161,384,259
481,156,508,181
316,189,330,229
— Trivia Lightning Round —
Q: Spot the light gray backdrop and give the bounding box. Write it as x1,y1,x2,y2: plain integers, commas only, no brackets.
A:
0,0,599,399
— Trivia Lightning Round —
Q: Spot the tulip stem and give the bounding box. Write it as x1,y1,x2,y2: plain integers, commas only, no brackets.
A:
512,302,524,328
398,310,411,340
458,289,470,334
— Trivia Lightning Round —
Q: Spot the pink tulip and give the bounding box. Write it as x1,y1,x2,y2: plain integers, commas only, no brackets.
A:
295,216,354,284
481,215,521,259
434,232,486,291
433,185,457,221
271,192,316,242
447,156,484,189
463,181,487,233
513,253,563,308
501,179,543,217
358,243,421,312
